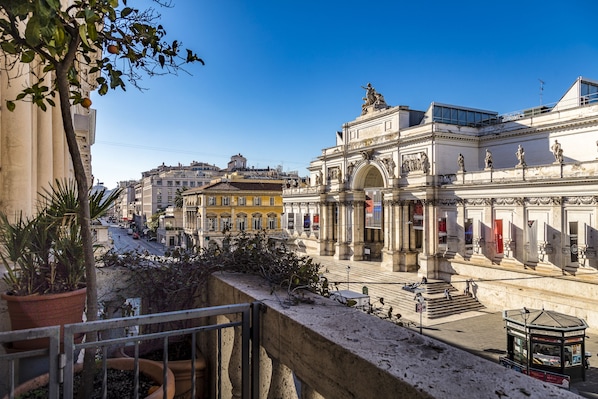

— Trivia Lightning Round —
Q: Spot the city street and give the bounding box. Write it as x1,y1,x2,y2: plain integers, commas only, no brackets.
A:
108,226,164,256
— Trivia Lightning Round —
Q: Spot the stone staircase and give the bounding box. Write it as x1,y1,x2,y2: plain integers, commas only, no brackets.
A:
393,280,485,320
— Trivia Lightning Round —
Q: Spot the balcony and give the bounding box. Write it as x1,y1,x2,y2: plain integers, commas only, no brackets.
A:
0,271,578,398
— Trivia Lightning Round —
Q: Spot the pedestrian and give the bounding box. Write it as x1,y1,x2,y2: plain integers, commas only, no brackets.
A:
444,288,452,300
464,279,470,296
421,276,428,285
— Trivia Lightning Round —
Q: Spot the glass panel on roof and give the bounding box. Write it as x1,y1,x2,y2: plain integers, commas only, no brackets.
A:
442,107,450,120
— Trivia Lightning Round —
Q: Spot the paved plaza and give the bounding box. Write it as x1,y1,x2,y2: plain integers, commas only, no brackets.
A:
311,255,598,398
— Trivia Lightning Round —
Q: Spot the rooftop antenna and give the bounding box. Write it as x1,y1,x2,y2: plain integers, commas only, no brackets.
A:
539,79,545,106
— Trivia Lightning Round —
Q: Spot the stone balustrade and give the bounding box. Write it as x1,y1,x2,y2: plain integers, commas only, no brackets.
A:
205,273,578,398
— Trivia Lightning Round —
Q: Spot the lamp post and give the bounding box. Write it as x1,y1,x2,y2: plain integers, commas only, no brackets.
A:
521,307,531,375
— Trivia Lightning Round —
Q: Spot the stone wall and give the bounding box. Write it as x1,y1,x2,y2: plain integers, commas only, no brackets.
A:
206,273,579,398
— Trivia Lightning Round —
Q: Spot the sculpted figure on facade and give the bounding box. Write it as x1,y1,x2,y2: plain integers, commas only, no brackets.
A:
421,152,430,174
347,161,356,178
484,149,493,169
516,145,526,167
360,82,388,115
551,140,563,163
457,153,465,172
315,170,323,185
382,157,396,178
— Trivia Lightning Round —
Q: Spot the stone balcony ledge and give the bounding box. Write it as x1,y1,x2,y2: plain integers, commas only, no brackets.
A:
208,273,577,398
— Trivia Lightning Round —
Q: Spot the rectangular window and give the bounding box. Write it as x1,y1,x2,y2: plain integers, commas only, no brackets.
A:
222,196,230,206
438,217,447,247
208,196,216,206
238,197,246,206
254,197,261,206
207,217,216,231
464,218,473,249
167,181,173,186
221,217,231,231
156,180,162,186
268,216,276,230
237,217,246,231
270,197,275,206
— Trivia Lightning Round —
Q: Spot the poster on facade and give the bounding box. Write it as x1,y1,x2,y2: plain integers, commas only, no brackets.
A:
365,189,382,229
413,201,424,230
287,213,294,229
494,219,503,254
312,214,320,231
304,214,311,229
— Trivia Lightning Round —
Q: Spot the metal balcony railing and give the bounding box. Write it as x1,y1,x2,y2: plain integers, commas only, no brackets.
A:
0,302,261,399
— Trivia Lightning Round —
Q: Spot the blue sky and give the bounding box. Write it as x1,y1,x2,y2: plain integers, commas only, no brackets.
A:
91,0,598,189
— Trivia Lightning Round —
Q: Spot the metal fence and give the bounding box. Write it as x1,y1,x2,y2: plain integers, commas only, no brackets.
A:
1,302,261,399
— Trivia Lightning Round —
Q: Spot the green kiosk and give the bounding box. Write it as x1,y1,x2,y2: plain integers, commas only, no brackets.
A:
501,308,588,387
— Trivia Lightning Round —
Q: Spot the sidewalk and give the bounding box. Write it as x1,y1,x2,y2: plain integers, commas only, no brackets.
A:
311,254,598,398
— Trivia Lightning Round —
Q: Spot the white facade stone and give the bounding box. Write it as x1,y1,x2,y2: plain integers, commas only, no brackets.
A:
283,77,598,325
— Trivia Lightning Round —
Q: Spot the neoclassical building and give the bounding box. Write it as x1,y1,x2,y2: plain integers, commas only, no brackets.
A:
0,52,95,219
282,77,598,326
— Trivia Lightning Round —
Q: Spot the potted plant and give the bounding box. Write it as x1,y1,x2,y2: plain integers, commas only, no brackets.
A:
4,357,176,399
103,250,210,399
0,179,120,350
102,231,326,398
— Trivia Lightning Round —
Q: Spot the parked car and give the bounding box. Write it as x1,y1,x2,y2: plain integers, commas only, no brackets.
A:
132,232,139,239
148,236,157,241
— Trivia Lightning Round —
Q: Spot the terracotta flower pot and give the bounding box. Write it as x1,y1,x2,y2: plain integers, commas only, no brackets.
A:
3,357,176,399
119,339,207,399
1,287,87,350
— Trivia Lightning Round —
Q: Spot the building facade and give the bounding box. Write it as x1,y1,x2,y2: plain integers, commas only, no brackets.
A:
282,77,598,327
182,175,285,249
0,70,95,218
140,161,223,221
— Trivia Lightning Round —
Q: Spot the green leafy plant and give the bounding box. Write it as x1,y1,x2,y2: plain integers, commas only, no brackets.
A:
102,231,327,316
0,179,120,296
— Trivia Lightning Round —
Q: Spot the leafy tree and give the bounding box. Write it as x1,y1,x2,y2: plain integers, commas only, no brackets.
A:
174,186,188,208
0,0,203,393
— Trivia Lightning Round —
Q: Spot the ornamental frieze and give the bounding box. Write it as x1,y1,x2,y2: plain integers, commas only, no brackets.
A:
563,196,598,205
526,197,563,206
493,197,524,206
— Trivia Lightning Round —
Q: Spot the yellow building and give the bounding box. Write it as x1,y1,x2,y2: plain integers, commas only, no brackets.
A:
182,176,284,249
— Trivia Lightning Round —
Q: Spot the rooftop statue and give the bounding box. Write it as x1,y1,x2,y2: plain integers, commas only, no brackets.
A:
361,83,388,115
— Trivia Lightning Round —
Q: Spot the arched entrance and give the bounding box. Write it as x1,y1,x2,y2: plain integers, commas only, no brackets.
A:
359,166,385,261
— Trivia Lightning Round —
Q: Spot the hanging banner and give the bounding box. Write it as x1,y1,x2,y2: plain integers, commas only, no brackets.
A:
287,213,294,229
303,214,311,229
365,189,382,229
413,201,424,230
312,214,320,231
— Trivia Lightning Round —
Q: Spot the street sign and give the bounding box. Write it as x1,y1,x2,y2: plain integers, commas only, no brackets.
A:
416,302,427,313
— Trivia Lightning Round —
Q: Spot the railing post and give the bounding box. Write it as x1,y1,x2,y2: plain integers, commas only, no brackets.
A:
266,357,297,399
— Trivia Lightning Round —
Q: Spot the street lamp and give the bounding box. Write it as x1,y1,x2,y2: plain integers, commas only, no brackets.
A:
521,307,531,375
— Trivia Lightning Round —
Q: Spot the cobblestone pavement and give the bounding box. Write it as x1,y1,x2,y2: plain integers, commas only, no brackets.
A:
310,255,598,398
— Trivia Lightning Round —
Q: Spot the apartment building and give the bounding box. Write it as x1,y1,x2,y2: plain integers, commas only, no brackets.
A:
283,76,598,326
182,174,285,249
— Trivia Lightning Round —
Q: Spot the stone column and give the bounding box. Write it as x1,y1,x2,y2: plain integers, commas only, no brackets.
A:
0,59,34,216
37,99,54,193
52,102,67,179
